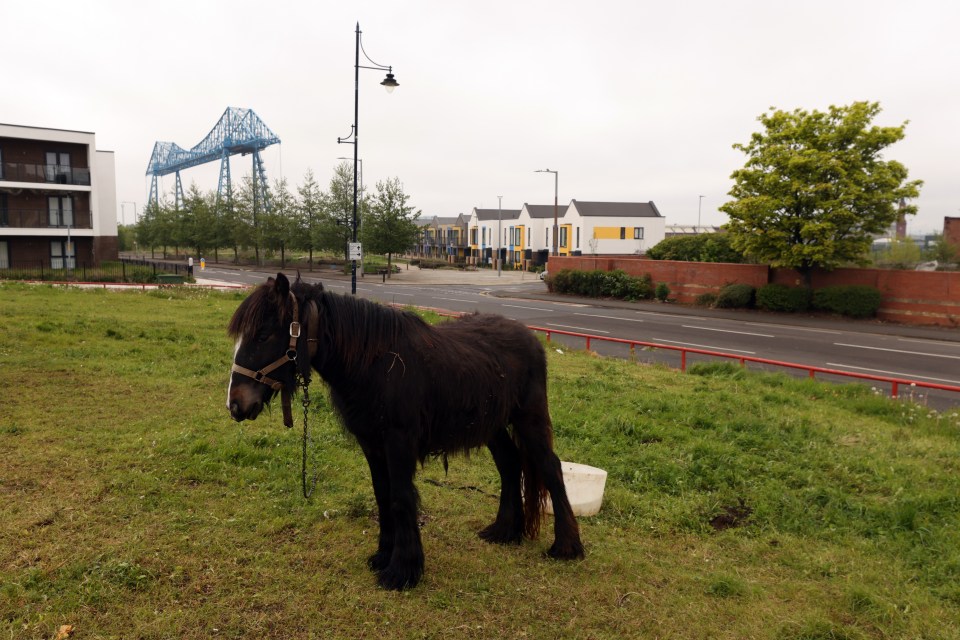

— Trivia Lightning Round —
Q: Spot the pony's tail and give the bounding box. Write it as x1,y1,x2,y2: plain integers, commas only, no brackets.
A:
519,439,548,540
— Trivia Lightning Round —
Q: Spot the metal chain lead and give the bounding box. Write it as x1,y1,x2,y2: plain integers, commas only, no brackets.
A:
298,374,318,498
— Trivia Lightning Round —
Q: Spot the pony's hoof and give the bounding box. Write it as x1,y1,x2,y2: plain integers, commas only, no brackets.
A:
478,523,523,545
377,564,423,591
547,539,585,560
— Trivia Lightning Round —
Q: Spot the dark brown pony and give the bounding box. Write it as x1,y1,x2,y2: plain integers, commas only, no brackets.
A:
226,273,583,590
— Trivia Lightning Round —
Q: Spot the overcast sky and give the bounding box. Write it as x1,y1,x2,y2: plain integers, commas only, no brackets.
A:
3,0,956,233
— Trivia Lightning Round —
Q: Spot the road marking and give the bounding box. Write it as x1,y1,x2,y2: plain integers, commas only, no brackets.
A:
898,337,960,348
575,312,644,322
435,297,476,303
739,321,842,335
681,325,774,338
634,310,695,320
387,292,414,297
546,323,611,334
833,343,960,360
826,363,960,386
502,304,554,312
652,338,756,355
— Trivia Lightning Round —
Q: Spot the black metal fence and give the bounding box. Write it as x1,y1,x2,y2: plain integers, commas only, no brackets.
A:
0,259,187,283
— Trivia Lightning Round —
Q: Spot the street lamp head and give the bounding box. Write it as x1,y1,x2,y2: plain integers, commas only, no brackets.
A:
381,71,399,93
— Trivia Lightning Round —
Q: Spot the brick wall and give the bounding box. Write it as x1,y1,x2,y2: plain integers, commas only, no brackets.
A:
547,256,960,327
945,217,960,250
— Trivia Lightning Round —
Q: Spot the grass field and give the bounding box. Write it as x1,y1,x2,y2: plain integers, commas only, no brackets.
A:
2,283,960,639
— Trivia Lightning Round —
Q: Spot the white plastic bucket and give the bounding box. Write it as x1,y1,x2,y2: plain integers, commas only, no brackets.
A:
545,461,608,517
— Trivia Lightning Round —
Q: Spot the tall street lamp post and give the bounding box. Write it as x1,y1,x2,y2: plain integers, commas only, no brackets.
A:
536,169,559,256
338,22,398,294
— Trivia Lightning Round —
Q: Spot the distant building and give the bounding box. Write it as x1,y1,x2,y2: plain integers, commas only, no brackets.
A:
567,200,665,256
0,123,117,269
945,217,960,249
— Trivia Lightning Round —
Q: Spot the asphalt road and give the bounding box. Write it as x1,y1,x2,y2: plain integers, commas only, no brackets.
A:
200,264,960,410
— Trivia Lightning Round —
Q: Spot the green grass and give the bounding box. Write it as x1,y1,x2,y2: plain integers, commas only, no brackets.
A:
2,283,960,639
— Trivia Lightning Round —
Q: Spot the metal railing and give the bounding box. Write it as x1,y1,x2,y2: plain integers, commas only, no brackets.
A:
0,208,93,229
530,325,960,400
0,162,91,186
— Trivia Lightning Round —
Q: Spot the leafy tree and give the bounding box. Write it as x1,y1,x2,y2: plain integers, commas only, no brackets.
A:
923,233,959,265
365,177,421,275
261,177,297,267
318,162,356,259
296,170,324,267
721,101,923,285
646,233,744,263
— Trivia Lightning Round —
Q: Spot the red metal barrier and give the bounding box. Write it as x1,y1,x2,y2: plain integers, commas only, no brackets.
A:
528,325,960,400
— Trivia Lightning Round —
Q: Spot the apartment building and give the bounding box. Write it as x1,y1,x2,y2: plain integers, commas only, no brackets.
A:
0,123,118,269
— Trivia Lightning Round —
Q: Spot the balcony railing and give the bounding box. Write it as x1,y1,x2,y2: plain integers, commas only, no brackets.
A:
0,162,91,186
0,208,93,229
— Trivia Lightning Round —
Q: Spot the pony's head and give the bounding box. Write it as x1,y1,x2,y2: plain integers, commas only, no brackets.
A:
226,273,304,423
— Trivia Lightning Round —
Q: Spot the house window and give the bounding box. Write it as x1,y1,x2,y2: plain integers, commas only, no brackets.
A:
559,227,568,248
0,240,8,268
576,227,580,248
471,228,478,245
0,193,7,227
48,196,73,227
514,228,522,246
527,228,531,246
51,239,75,269
633,227,644,240
619,227,626,240
46,151,71,184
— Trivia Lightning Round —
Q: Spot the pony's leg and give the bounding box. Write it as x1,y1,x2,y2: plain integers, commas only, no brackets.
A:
479,427,524,544
377,434,425,591
514,393,585,559
361,446,394,573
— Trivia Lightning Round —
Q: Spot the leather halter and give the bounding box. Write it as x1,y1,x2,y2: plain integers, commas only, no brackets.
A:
231,291,315,427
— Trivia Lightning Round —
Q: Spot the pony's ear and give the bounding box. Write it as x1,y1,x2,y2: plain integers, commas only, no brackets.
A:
274,273,290,297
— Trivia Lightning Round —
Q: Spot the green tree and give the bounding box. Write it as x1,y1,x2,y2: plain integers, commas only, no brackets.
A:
261,177,297,268
721,101,923,286
365,177,421,276
296,170,324,268
319,162,357,259
923,233,959,265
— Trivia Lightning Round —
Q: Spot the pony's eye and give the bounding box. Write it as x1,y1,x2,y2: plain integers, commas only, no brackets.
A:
255,330,272,343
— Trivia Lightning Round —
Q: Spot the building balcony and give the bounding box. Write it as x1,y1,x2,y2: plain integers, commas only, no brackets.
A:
0,162,91,186
0,208,93,229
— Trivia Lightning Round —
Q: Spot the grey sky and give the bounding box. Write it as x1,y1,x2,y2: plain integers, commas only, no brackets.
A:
3,0,956,233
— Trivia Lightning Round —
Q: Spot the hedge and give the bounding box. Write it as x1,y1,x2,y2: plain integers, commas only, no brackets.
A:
812,285,882,318
714,283,755,309
546,269,653,301
756,284,812,313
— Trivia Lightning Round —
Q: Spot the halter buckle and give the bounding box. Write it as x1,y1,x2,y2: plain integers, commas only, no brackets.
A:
289,321,301,339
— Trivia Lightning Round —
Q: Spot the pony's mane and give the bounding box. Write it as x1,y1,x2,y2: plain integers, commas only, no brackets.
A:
301,282,431,370
227,281,293,340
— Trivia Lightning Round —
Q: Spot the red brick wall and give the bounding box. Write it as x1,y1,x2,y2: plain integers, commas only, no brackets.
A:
547,256,960,327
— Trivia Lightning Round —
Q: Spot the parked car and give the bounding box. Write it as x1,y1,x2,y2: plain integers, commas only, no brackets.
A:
539,270,548,281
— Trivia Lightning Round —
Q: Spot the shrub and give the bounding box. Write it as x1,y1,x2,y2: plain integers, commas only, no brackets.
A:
695,293,717,307
756,284,812,313
813,285,882,318
547,269,653,301
714,284,755,309
655,282,670,302
646,233,745,263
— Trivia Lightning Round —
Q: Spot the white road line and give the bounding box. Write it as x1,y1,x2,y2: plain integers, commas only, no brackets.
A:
826,363,960,386
898,337,960,348
681,325,775,338
652,338,756,355
387,292,414,297
634,310,695,320
434,297,477,303
739,321,842,335
546,323,611,334
575,312,644,323
502,304,555,312
833,343,960,360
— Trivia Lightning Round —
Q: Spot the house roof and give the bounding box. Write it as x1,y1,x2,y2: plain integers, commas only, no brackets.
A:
473,208,521,221
523,204,566,219
571,200,662,218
